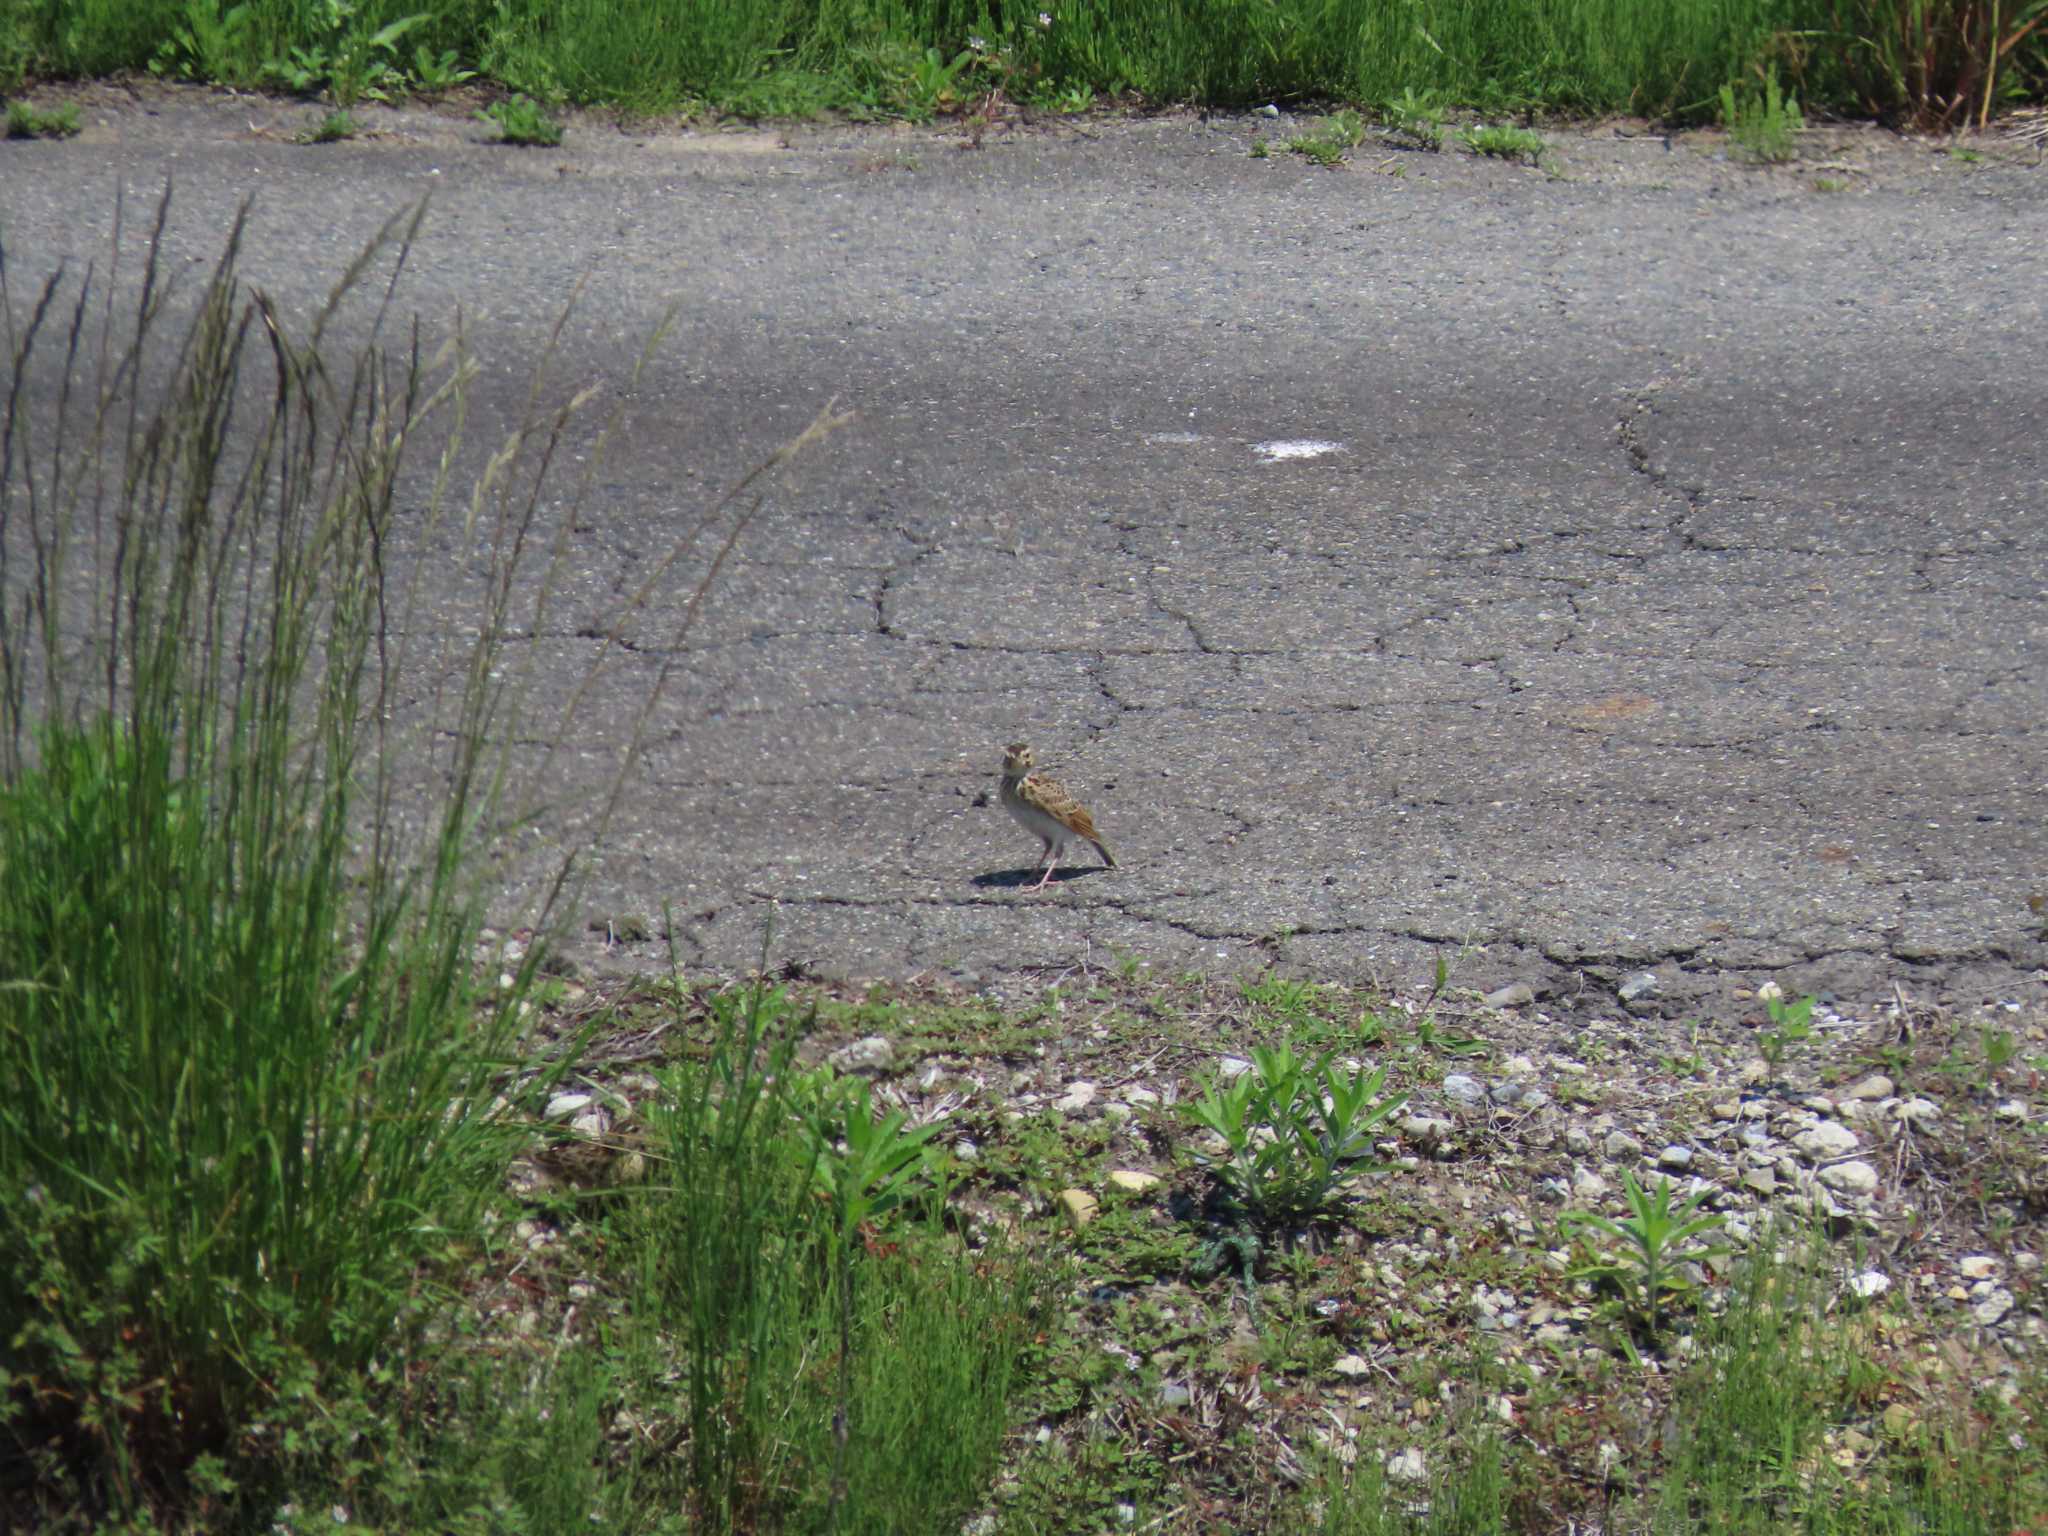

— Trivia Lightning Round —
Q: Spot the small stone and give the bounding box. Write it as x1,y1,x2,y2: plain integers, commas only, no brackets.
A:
1618,971,1659,1003
1847,1270,1890,1299
2015,1251,2041,1274
1218,1056,1253,1079
1958,1255,2000,1280
1894,1097,1939,1124
1123,1086,1161,1108
543,1092,593,1121
1712,1101,1740,1120
1738,1058,1771,1087
1331,1354,1373,1379
1756,980,1785,1003
1054,1081,1098,1114
1107,1170,1162,1195
1565,1125,1593,1155
1058,1189,1098,1229
1742,1167,1777,1197
1442,1073,1486,1107
1843,1074,1894,1101
1385,1448,1428,1485
1971,1288,2014,1326
1803,1095,1837,1115
1658,1145,1693,1170
1818,1159,1879,1196
829,1035,895,1074
1793,1121,1859,1160
1401,1114,1455,1146
1158,1382,1192,1407
1572,1166,1609,1200
1993,1099,2028,1122
1605,1130,1644,1159
1489,1078,1529,1106
1880,1403,1916,1441
1484,983,1536,1009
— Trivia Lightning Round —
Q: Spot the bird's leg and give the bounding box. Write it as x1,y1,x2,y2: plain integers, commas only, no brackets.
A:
1032,839,1058,890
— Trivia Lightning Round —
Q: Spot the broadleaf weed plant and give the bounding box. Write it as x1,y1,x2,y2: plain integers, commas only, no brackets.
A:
0,183,847,1525
1461,123,1546,161
1185,1043,1406,1228
1759,990,1817,1076
1561,1170,1733,1341
482,92,564,145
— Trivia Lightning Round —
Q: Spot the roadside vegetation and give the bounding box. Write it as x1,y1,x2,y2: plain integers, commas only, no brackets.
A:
3,126,2044,1536
1,0,2044,131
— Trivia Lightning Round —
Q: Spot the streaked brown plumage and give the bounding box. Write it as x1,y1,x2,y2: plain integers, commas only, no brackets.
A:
999,742,1115,891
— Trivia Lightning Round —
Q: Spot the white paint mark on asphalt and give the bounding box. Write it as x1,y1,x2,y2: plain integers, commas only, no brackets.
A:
1252,439,1346,462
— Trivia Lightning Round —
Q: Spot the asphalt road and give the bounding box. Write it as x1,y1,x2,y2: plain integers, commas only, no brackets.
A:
4,86,2044,1020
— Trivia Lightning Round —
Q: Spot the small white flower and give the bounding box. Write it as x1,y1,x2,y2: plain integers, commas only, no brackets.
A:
1039,10,1053,26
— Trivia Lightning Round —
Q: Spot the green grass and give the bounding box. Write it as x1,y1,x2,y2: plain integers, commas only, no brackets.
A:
0,192,554,1526
4,98,79,136
0,184,857,1531
1460,122,1547,159
480,91,562,144
299,104,356,138
1720,65,1804,160
4,0,2044,125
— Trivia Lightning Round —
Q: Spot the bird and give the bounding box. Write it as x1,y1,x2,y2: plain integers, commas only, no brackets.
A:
999,742,1115,891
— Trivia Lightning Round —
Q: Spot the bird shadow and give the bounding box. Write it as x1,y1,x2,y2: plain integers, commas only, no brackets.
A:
973,865,1110,890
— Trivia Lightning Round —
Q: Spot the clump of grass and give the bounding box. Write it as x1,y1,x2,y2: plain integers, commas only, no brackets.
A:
1461,122,1545,161
482,92,563,145
1637,1230,2043,1531
1286,108,1367,166
4,98,79,138
607,979,1046,1531
0,190,553,1525
0,184,853,1529
1720,67,1804,160
300,106,358,140
1382,85,1444,149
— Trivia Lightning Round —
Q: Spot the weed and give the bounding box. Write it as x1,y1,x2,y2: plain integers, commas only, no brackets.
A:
1815,174,1848,189
1561,1171,1731,1340
1383,85,1445,149
1829,0,2048,129
4,99,79,138
300,107,358,141
148,0,262,85
1949,142,1983,162
1720,67,1803,162
264,0,429,106
1287,109,1366,166
1461,123,1546,161
1759,992,1817,1076
482,93,563,146
0,183,851,1531
617,981,1040,1530
410,42,475,92
0,192,557,1523
1185,1043,1406,1228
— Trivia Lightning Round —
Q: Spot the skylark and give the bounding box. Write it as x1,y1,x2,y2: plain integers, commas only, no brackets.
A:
1000,742,1116,891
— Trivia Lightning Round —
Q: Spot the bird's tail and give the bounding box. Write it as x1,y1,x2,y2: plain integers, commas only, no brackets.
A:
1094,840,1116,868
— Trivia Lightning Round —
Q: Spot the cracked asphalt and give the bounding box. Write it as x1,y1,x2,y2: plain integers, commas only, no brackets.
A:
4,87,2045,1018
